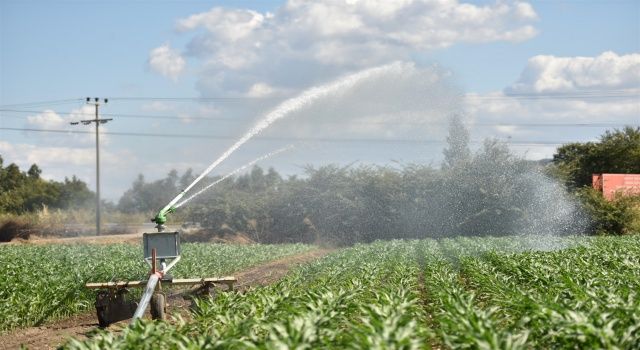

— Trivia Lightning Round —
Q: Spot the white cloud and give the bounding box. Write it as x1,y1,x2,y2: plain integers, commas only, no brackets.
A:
467,92,639,123
149,43,186,81
0,141,137,200
509,144,558,161
0,141,121,178
0,141,91,167
478,51,640,124
464,51,640,159
507,51,640,94
26,109,67,129
247,82,277,97
140,101,223,124
177,8,266,42
168,0,538,95
141,101,173,112
25,105,111,145
177,112,194,124
196,104,222,118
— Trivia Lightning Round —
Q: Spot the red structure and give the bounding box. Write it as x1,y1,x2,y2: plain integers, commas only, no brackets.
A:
592,174,640,200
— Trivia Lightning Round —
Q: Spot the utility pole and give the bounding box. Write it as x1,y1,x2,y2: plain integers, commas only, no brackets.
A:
70,97,113,236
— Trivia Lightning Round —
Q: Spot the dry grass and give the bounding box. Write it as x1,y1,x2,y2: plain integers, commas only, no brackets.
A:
0,207,150,240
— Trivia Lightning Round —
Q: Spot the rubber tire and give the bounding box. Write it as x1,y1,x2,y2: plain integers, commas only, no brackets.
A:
96,306,110,328
150,294,166,321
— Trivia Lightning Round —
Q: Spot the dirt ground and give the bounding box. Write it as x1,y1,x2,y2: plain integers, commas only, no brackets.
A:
10,232,143,245
6,230,257,246
0,248,333,350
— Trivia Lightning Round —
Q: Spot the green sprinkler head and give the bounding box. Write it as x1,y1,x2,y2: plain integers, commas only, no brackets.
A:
151,206,176,226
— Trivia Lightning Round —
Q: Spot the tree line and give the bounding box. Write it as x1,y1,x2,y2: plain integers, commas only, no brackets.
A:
2,125,638,242
118,121,640,244
552,126,640,234
0,156,93,214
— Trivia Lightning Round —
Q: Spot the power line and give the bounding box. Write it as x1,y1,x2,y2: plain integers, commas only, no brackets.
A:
0,109,242,121
466,90,639,100
0,126,587,145
504,89,635,96
1,90,636,109
0,98,83,109
111,90,639,99
106,90,639,102
467,95,637,101
0,109,636,127
108,97,278,102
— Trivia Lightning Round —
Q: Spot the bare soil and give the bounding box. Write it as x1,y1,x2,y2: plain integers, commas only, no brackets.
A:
234,249,333,290
0,248,333,350
5,230,257,246
10,232,143,245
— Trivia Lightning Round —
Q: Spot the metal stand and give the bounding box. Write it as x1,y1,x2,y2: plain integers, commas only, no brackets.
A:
85,231,237,327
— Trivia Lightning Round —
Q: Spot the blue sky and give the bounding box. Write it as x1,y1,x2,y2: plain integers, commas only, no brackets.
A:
1,0,638,201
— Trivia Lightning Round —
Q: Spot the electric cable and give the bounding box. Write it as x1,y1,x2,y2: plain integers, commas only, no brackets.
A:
0,98,83,109
0,110,636,127
0,126,601,145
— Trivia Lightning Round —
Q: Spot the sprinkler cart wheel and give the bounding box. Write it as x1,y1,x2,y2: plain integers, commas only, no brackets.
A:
95,290,111,327
96,304,109,328
85,230,237,326
150,293,167,321
94,289,137,328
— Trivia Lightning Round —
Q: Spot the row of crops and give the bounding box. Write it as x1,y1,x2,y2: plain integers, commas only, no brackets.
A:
62,235,640,349
422,236,640,348
0,242,312,331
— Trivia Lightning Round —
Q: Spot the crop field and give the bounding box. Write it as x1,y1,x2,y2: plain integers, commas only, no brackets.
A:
54,235,640,349
0,242,312,331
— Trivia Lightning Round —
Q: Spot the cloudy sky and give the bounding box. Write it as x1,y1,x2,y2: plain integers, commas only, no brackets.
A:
1,0,638,202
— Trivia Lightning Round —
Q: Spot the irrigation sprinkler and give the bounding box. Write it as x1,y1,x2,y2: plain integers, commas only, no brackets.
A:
151,205,177,232
85,221,236,327
85,146,293,326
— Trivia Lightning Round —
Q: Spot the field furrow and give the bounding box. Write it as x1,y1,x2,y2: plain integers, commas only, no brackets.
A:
3,235,639,349
0,243,312,331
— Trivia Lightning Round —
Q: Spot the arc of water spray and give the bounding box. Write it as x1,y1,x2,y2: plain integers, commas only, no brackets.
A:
159,62,405,213
175,145,294,208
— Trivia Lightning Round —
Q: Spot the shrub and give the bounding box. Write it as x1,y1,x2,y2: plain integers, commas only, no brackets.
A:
0,219,32,242
576,187,640,235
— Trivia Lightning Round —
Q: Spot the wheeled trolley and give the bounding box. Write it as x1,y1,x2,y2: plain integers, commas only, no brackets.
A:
85,231,237,327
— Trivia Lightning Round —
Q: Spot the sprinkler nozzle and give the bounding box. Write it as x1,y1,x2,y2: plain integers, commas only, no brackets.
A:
151,206,176,226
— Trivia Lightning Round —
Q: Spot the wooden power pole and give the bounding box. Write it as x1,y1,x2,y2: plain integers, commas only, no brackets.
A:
70,97,112,236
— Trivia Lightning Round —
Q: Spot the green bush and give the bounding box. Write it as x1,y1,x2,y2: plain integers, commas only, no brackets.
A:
173,141,584,246
0,155,94,214
553,127,640,188
576,187,640,235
